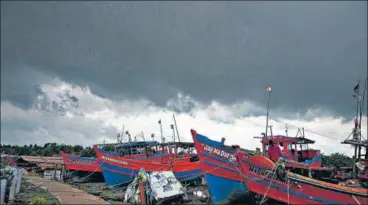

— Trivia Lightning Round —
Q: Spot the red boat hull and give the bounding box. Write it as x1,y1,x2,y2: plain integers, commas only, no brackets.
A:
236,152,368,205
60,151,102,172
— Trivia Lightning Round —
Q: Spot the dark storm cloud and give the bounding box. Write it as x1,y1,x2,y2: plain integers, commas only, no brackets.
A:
1,1,366,117
0,63,54,109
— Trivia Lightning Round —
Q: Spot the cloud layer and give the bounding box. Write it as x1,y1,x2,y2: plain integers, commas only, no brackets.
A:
1,79,365,156
1,1,367,117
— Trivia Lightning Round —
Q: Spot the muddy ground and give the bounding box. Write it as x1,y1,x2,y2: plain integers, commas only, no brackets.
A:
69,182,211,204
68,181,281,205
70,182,125,204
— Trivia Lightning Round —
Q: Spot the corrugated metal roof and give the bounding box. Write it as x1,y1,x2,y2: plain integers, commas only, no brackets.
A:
38,163,63,169
21,156,64,164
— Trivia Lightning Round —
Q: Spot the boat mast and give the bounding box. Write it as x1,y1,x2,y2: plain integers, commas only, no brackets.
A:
358,78,367,159
141,131,145,141
265,85,272,138
341,78,368,177
269,125,273,137
285,124,289,137
151,133,155,141
158,119,163,143
170,124,176,143
120,125,125,143
262,85,272,155
353,80,362,176
173,114,181,142
125,131,131,142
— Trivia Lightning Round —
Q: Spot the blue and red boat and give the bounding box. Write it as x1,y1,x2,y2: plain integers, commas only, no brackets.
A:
235,152,368,204
256,135,334,178
191,129,336,204
94,142,202,189
61,141,163,182
190,129,253,204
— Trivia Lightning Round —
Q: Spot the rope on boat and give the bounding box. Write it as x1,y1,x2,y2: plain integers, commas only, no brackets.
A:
64,170,79,176
234,156,284,205
259,166,277,205
75,164,103,181
287,175,290,205
351,195,361,205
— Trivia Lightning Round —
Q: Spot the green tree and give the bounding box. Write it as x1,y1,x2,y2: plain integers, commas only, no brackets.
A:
322,153,354,168
73,145,83,154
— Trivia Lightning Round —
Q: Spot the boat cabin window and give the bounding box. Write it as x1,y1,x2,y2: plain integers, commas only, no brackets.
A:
177,147,189,155
231,145,240,149
287,144,293,151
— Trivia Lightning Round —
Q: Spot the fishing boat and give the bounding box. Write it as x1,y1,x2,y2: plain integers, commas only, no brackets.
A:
255,134,334,181
190,129,254,204
60,140,162,182
60,141,161,172
190,85,339,204
234,79,368,204
235,153,368,204
252,84,334,179
94,141,202,189
60,151,102,173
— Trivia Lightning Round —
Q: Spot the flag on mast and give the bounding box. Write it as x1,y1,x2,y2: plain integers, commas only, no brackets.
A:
353,81,360,100
266,85,272,92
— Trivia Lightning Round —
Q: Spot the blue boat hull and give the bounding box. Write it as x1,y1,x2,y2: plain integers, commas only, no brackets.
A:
101,161,202,189
205,173,248,204
191,129,250,204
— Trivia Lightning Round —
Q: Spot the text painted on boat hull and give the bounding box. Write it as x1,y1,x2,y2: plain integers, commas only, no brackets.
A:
102,156,128,165
68,159,95,165
203,144,237,162
249,165,299,188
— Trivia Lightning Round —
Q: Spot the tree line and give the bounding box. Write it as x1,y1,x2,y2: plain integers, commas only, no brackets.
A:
0,143,96,157
0,143,354,168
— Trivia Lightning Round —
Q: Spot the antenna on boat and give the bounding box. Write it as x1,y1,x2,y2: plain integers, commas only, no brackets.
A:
285,124,289,137
125,131,131,142
173,114,181,142
269,125,273,137
265,85,272,138
121,125,125,142
158,119,163,143
116,133,121,143
151,133,155,141
141,131,145,141
302,127,305,138
359,77,367,141
295,128,301,138
170,124,176,143
262,85,272,155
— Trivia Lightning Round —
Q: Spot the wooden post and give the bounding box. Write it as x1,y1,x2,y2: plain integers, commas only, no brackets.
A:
138,180,146,204
8,171,18,202
15,169,23,194
0,179,7,205
53,168,57,180
201,177,206,185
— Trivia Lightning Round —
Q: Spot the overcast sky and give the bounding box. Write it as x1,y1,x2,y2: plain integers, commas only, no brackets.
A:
1,1,367,155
